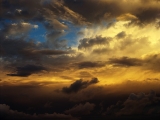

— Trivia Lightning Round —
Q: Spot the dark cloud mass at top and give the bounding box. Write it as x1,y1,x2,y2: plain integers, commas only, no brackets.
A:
64,0,160,24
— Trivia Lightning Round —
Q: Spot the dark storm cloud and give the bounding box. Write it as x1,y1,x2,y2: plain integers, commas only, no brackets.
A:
78,36,112,50
0,37,40,61
65,102,95,116
108,57,142,67
7,64,46,77
0,104,77,120
1,79,160,120
106,90,160,116
64,0,122,23
136,5,160,24
62,78,99,94
0,0,87,26
76,61,106,69
25,49,69,55
64,0,160,25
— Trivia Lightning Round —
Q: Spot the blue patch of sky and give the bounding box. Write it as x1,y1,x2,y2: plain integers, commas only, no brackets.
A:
29,22,46,43
0,18,87,47
0,19,12,30
0,19,46,42
58,20,86,47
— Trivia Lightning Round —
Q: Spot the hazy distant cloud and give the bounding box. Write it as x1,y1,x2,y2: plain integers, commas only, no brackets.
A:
78,71,93,78
76,61,106,69
7,64,46,77
65,102,95,116
143,52,160,72
92,48,111,54
78,36,112,50
106,90,160,116
62,78,99,94
45,31,68,49
2,22,37,37
116,13,138,21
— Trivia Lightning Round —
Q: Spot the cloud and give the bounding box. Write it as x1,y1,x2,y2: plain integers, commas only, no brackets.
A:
116,13,138,21
65,102,95,116
0,0,87,26
1,22,36,37
108,57,142,67
62,78,99,94
92,48,111,54
78,36,112,50
64,0,160,25
76,61,106,69
142,52,160,72
0,104,33,120
7,64,46,77
108,52,160,72
106,90,160,116
115,31,126,39
0,104,77,120
0,37,38,60
24,49,69,55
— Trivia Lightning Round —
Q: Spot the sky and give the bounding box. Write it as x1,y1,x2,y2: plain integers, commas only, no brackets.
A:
0,0,160,120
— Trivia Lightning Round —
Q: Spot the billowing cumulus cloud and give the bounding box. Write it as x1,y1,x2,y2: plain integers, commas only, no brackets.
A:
78,36,112,50
0,104,77,120
106,90,160,117
65,102,95,116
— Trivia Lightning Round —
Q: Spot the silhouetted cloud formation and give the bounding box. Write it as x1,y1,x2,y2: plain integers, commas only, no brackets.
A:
62,78,99,93
65,102,95,116
78,36,112,50
7,64,46,77
0,104,77,120
106,90,160,116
